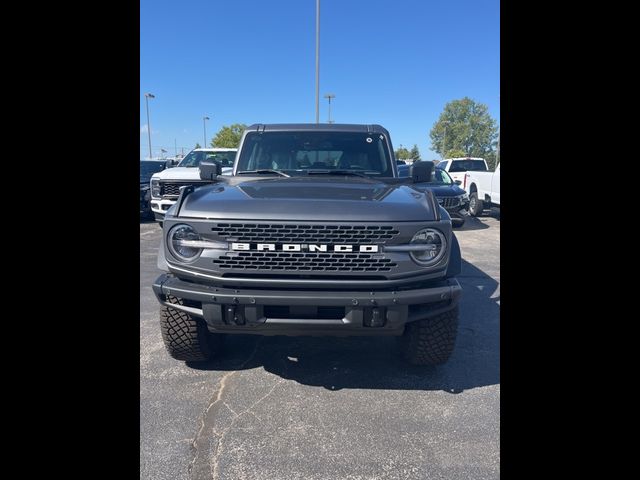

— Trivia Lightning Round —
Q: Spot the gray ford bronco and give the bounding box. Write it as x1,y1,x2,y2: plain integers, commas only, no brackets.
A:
152,124,462,365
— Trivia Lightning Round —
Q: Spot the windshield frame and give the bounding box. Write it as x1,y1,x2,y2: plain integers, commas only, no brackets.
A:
234,130,396,178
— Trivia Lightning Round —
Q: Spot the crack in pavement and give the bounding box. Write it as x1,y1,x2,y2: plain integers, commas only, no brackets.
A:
210,378,286,480
188,338,263,479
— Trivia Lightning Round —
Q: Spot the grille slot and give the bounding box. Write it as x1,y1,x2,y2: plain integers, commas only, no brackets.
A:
210,223,400,244
161,182,194,197
437,196,461,208
213,251,397,272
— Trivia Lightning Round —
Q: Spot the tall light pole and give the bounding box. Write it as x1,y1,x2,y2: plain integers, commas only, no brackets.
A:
324,93,335,123
144,93,155,159
315,0,320,124
203,116,210,147
441,120,450,160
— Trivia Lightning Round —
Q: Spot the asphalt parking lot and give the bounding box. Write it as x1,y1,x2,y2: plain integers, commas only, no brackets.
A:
140,212,500,480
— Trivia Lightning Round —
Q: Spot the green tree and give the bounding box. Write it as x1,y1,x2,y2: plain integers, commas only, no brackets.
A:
446,148,467,158
194,142,202,149
394,145,411,160
409,144,421,160
211,123,247,148
429,97,498,166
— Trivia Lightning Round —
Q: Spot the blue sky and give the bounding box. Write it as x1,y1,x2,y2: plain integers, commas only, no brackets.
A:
140,0,499,159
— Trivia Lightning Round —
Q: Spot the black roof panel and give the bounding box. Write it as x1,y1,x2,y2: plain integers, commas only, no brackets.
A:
246,123,389,135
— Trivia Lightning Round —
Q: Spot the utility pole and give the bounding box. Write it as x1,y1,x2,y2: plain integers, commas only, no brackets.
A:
203,116,210,147
441,120,450,160
315,0,320,124
324,93,335,123
144,93,155,159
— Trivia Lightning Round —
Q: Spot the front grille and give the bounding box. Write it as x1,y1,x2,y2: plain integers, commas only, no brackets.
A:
213,251,397,272
210,223,400,244
437,196,461,208
160,182,192,197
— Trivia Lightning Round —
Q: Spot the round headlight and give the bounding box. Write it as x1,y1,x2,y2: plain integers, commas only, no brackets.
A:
168,224,202,262
410,228,447,266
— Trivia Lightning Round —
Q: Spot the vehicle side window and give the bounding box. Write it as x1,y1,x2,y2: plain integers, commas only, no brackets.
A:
440,161,449,170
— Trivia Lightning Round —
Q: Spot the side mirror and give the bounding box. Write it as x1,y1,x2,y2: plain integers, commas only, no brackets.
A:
454,180,462,185
410,161,433,183
199,160,223,180
165,159,179,169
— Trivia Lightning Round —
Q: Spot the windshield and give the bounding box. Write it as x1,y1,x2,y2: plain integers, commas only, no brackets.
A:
140,161,166,178
448,159,487,172
236,131,393,176
430,168,454,184
178,150,237,168
398,163,454,184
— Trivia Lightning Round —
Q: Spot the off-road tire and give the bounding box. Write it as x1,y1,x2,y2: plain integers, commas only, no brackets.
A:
160,295,222,362
468,192,484,217
399,306,459,365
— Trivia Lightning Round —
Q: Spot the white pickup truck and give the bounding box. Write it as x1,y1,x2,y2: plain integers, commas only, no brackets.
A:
437,157,488,187
149,148,236,222
464,162,500,216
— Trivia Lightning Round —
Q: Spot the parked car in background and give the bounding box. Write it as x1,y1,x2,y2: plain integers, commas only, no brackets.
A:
464,162,500,216
437,157,488,189
398,162,469,227
140,160,168,219
149,148,237,223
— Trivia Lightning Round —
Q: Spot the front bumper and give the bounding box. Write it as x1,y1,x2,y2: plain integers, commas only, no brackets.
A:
444,201,469,223
150,197,177,217
152,273,461,336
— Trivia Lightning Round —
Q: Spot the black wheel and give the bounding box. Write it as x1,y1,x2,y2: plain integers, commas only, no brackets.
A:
398,306,459,365
159,295,222,362
468,192,484,217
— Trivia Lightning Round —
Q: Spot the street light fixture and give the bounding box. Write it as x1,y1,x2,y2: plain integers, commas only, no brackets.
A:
324,93,335,123
203,116,210,147
144,93,155,159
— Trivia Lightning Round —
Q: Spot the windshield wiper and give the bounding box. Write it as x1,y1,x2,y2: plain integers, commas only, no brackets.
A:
306,169,379,178
237,169,290,177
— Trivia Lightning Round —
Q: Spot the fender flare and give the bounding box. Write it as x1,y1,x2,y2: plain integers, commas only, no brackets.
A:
446,232,461,278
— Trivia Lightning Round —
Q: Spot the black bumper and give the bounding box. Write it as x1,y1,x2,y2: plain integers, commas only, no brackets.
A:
445,203,469,226
140,190,152,216
152,273,461,336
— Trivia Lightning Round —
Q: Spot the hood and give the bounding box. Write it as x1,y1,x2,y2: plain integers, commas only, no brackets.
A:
412,184,466,196
175,176,438,222
151,166,233,181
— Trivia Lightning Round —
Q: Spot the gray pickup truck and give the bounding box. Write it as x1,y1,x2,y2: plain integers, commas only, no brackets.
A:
152,124,462,365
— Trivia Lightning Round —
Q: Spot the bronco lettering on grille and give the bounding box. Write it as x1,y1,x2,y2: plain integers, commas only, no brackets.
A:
231,243,379,253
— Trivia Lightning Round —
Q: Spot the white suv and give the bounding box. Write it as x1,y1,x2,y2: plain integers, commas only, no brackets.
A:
149,148,236,222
